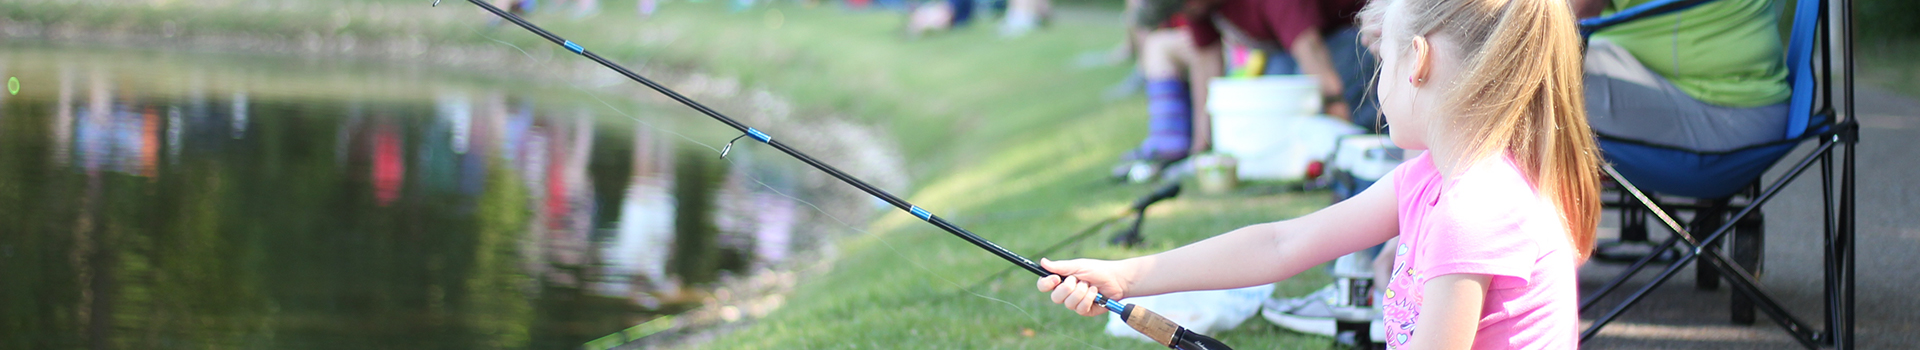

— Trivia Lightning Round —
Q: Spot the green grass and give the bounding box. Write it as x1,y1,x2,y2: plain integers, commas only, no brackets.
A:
1860,39,1920,97
1851,0,1920,97
581,4,1343,348
689,108,1339,349
4,1,1347,348
558,4,1346,349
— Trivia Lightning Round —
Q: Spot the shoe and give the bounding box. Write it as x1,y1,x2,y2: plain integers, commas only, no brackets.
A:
1261,284,1341,336
1264,284,1387,343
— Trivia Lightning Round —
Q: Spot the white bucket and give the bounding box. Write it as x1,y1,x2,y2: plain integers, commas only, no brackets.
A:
1207,76,1363,180
1206,75,1321,117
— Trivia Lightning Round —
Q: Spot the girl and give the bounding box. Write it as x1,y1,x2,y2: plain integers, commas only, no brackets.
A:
1036,0,1599,348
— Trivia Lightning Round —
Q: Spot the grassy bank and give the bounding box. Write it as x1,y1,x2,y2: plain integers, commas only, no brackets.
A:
4,0,1340,348
581,3,1342,349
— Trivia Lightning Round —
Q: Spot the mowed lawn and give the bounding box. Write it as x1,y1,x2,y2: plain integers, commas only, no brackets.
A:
577,3,1348,349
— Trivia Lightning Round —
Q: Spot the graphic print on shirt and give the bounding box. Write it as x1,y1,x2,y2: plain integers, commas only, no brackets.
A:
1382,242,1420,349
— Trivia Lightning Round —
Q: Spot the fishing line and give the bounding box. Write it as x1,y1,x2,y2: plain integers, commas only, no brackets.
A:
466,24,1109,349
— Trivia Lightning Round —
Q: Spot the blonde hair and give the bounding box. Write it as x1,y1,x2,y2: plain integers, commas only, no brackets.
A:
1369,0,1602,260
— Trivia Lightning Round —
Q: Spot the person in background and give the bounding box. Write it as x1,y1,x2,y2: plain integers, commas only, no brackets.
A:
1000,0,1052,36
1113,0,1220,172
905,0,975,37
1115,0,1378,181
1572,0,1789,258
500,0,536,15
1180,0,1377,126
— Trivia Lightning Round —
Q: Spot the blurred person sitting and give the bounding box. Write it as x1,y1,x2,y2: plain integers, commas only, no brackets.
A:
1178,0,1376,125
1113,0,1219,171
999,0,1053,37
1575,0,1789,155
1115,0,1376,178
905,0,976,37
499,0,536,15
1571,0,1791,258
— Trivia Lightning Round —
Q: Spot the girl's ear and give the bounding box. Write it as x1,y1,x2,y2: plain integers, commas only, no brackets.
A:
1409,36,1432,87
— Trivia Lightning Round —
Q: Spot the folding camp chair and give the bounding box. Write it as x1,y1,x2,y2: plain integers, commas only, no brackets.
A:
1575,0,1860,348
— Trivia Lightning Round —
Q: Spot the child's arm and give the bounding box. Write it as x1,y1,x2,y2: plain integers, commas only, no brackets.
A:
1403,274,1493,349
1039,171,1401,316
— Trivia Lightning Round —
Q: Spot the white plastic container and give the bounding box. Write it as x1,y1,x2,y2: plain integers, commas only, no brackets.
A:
1206,75,1322,116
1330,134,1405,182
1207,76,1363,180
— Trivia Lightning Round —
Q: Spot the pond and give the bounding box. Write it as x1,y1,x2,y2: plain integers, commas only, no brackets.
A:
0,45,829,349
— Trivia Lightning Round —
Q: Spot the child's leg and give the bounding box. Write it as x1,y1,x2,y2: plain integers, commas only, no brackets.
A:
1128,30,1205,161
1140,80,1192,161
1133,30,1196,162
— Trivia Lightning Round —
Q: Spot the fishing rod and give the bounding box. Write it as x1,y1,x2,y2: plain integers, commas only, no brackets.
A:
970,182,1181,290
433,1,1229,348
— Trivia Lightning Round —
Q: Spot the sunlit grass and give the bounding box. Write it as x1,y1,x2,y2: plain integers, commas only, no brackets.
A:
609,5,1341,348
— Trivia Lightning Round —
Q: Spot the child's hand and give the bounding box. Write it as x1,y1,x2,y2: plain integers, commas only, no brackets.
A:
1035,258,1135,317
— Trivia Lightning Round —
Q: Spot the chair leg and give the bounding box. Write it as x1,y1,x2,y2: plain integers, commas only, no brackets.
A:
1622,190,1649,243
1583,153,1834,348
1731,210,1766,325
1595,189,1662,263
1695,201,1728,291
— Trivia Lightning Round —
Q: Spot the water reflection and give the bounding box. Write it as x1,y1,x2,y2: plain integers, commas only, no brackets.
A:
0,48,803,349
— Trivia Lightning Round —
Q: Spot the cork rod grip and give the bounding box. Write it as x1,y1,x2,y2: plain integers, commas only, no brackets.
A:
1121,304,1182,347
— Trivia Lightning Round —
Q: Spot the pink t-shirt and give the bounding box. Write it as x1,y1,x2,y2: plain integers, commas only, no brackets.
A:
1379,152,1580,349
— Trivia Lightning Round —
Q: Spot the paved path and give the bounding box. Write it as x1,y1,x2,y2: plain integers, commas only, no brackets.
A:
1578,87,1920,349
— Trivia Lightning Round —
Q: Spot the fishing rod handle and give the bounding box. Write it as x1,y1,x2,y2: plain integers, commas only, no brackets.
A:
1119,302,1181,346
1110,300,1232,350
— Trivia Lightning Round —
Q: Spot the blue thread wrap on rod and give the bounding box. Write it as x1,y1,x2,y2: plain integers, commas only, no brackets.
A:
748,128,772,143
910,206,932,220
564,41,584,54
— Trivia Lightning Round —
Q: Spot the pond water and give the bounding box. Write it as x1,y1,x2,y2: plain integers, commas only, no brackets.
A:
0,45,816,349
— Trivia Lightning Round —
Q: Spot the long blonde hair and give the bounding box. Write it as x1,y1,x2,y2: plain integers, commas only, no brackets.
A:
1370,0,1601,260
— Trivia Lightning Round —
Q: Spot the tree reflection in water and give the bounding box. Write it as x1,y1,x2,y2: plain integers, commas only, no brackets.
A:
0,48,802,350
